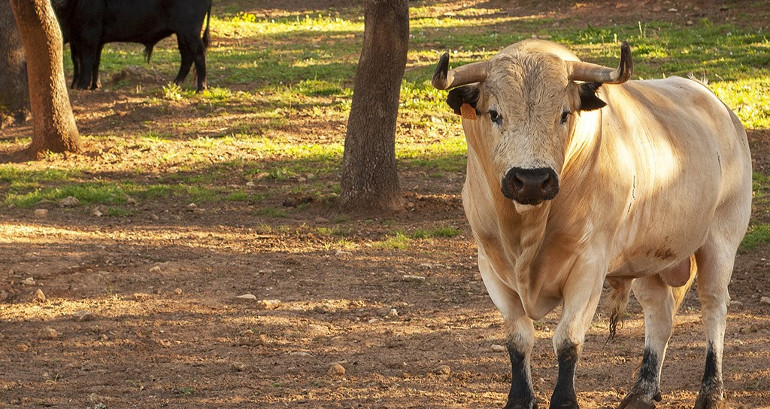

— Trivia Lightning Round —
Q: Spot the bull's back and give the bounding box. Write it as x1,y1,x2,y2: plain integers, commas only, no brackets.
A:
98,0,210,43
599,77,751,275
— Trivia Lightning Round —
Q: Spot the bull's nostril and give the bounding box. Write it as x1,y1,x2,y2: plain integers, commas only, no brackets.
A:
512,174,525,190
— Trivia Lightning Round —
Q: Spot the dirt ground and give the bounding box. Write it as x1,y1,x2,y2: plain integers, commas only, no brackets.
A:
2,1,770,408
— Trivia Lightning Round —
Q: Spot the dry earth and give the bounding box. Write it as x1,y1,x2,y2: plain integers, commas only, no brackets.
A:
1,1,769,408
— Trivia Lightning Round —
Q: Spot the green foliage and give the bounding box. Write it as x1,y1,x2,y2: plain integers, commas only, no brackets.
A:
741,224,770,251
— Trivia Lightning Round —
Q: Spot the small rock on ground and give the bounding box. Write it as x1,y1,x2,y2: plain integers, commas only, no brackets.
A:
328,363,346,376
73,310,95,322
34,289,46,303
258,299,281,309
433,365,451,377
42,327,58,340
491,344,507,352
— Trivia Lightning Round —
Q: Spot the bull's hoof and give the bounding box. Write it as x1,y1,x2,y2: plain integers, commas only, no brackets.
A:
503,397,538,409
503,403,537,409
616,393,658,409
693,394,728,409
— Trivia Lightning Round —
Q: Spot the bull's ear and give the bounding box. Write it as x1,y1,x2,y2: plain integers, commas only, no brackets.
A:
447,85,479,116
578,82,607,111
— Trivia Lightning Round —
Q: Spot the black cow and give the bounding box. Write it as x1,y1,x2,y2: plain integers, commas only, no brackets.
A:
53,0,211,92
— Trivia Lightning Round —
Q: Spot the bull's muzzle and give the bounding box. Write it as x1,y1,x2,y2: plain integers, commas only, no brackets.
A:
501,167,559,205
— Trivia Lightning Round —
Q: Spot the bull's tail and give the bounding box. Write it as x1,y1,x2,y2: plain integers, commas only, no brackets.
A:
143,44,154,64
604,254,698,342
202,1,211,50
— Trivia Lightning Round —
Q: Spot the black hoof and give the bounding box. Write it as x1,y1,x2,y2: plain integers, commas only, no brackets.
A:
617,393,657,409
694,394,728,409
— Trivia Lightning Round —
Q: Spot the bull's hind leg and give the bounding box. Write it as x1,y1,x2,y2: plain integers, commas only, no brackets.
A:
192,38,207,92
477,251,537,409
617,270,694,409
693,238,738,409
173,36,195,87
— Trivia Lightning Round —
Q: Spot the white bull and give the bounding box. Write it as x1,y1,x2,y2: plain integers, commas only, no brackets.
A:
432,40,752,409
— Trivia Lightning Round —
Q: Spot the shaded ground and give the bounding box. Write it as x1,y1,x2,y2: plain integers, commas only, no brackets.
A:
1,1,769,409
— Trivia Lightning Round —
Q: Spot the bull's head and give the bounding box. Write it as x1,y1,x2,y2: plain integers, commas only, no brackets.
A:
433,41,632,209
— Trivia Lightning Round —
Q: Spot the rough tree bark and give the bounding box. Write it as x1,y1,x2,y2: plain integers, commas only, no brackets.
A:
9,0,80,155
339,0,409,213
0,0,29,126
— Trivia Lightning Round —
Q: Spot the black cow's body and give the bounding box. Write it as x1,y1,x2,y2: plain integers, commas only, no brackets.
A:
54,0,211,91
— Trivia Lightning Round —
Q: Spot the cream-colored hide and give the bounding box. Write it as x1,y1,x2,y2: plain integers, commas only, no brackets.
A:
434,39,752,409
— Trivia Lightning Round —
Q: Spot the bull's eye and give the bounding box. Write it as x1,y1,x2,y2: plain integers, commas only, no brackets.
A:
489,110,502,125
560,110,571,125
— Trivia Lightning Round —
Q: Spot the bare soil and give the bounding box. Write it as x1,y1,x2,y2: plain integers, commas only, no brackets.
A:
1,1,769,408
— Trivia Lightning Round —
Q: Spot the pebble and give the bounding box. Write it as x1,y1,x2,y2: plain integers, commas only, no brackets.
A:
258,299,281,309
289,351,312,357
133,293,151,301
402,274,426,282
491,344,507,352
91,205,108,217
59,196,79,207
388,308,399,317
730,300,743,309
760,296,770,306
433,364,451,377
236,293,257,300
42,327,58,340
22,277,36,286
15,344,29,352
174,288,183,295
34,289,46,303
73,310,95,322
328,363,346,376
149,266,162,274
34,208,48,218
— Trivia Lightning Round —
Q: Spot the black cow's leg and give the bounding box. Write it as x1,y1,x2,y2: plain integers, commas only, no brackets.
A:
70,43,80,89
174,35,195,87
192,37,207,92
90,44,104,90
617,275,682,409
76,44,97,89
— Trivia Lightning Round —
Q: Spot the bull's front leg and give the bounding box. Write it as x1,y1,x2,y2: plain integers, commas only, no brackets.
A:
550,267,605,409
504,315,537,409
477,250,537,409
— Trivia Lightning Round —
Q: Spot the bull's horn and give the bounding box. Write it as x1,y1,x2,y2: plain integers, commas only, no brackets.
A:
566,41,632,84
432,53,490,90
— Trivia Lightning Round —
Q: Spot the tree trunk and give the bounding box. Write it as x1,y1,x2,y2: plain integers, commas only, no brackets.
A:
0,0,29,126
339,0,408,213
9,0,80,155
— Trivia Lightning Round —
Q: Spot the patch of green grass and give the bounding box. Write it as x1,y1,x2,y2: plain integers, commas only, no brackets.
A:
256,207,287,218
753,171,770,194
411,225,462,239
106,207,136,217
740,224,770,251
372,232,411,250
5,183,128,208
175,386,195,396
224,191,250,201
